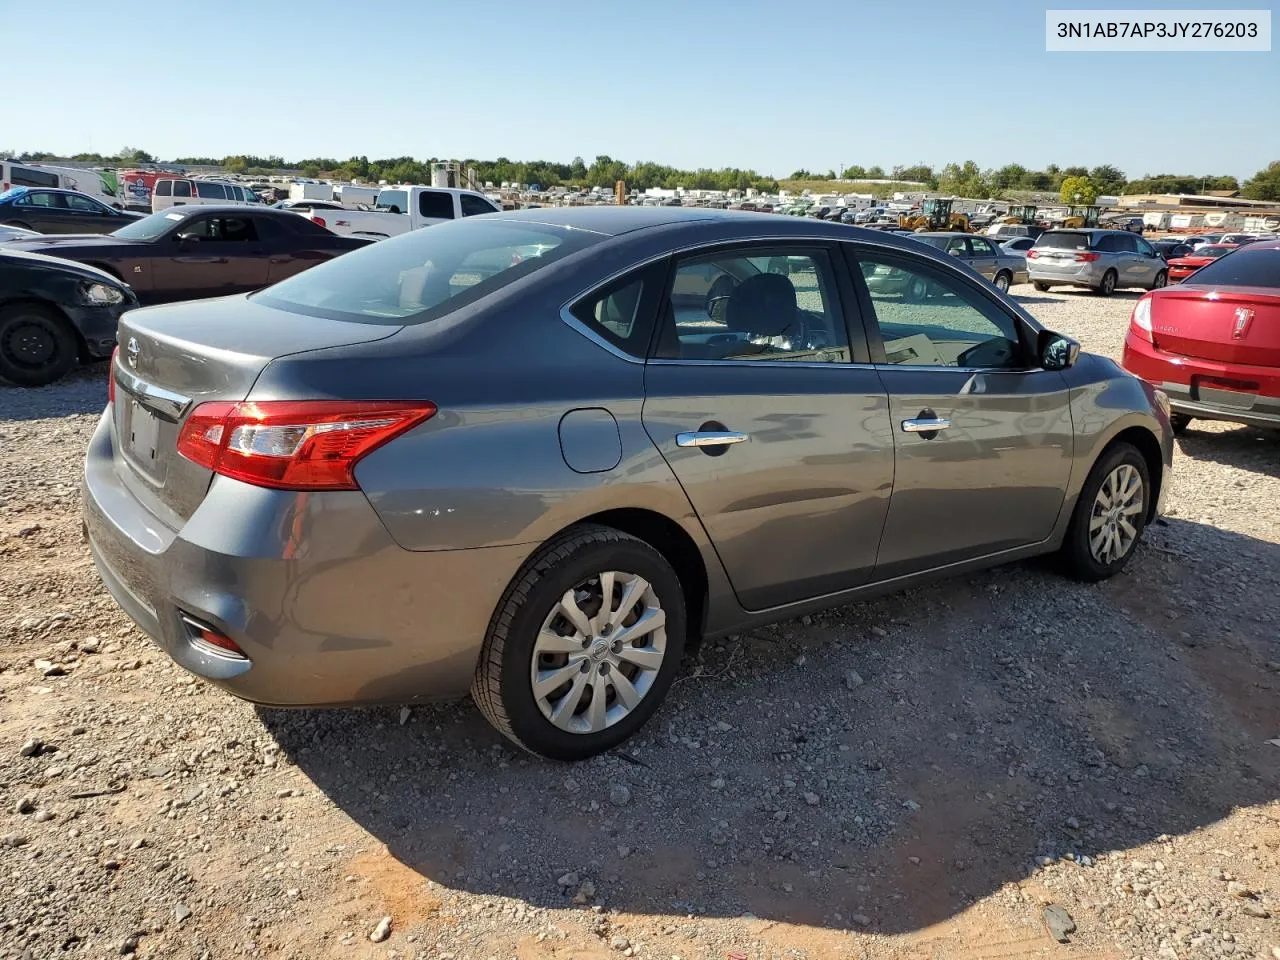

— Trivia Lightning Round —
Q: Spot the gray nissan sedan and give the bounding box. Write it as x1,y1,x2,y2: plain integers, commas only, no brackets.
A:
84,208,1174,760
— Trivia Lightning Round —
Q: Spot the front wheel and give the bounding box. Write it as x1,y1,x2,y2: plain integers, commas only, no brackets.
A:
0,303,79,387
993,271,1012,293
1059,442,1150,581
1033,281,1050,292
472,525,687,761
1151,270,1168,290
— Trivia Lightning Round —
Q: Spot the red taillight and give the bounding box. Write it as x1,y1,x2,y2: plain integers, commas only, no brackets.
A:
176,400,436,491
1128,295,1154,343
1074,252,1100,262
311,216,327,228
108,347,118,404
1026,250,1039,259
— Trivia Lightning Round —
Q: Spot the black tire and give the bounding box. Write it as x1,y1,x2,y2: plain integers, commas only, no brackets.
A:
1059,441,1151,582
1151,270,1168,290
0,303,79,387
1095,269,1118,297
1169,413,1192,435
1033,281,1051,292
471,524,687,761
906,276,930,303
993,271,1012,293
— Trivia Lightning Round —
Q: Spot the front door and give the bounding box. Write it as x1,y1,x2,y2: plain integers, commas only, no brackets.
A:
848,245,1074,581
154,214,271,300
965,234,1001,281
641,244,895,611
62,192,126,233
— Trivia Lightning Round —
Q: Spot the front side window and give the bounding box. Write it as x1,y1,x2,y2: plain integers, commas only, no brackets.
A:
654,250,850,362
969,236,997,256
856,251,1023,369
155,179,173,197
195,182,227,199
176,216,258,242
460,193,497,217
65,193,106,213
1135,237,1156,257
255,219,594,324
418,190,455,219
172,181,192,198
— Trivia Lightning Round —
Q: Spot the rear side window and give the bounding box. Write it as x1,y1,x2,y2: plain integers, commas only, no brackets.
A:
255,219,596,324
1036,232,1090,251
377,189,408,213
1095,235,1123,253
418,190,455,219
195,182,227,199
172,181,192,198
570,274,654,356
155,180,172,197
9,166,59,188
1183,247,1280,287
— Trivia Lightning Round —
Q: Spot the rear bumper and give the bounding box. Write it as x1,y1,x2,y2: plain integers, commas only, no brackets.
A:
83,408,535,707
1122,333,1280,429
1028,262,1103,287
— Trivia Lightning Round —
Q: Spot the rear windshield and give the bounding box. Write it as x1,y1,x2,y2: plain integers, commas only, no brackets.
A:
1196,246,1233,259
1179,246,1280,288
911,236,949,250
1034,232,1090,251
254,218,597,324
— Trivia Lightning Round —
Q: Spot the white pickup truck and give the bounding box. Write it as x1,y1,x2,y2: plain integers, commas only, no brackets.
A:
299,185,502,240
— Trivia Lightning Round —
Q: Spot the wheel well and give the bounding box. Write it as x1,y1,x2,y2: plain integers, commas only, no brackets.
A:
0,297,89,364
576,508,709,647
86,262,123,281
1105,426,1164,521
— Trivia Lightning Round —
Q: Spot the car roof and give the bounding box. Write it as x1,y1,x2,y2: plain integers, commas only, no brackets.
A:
487,206,903,239
0,186,99,197
157,204,295,218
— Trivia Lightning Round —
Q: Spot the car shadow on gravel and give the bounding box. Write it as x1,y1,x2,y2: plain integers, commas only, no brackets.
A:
263,517,1280,936
0,364,108,420
1176,424,1280,480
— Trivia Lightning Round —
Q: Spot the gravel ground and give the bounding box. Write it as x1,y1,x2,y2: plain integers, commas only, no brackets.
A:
1,286,1277,960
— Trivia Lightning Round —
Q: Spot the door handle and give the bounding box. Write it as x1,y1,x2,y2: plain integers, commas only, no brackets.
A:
900,417,952,433
676,431,749,448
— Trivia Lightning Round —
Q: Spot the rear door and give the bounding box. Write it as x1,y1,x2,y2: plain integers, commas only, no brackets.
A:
18,191,73,232
847,244,1073,580
641,243,895,611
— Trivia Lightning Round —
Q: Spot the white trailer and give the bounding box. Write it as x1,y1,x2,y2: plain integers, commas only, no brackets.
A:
289,182,334,202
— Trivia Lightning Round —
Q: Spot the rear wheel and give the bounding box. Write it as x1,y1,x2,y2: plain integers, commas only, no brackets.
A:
1169,413,1192,435
1060,442,1150,581
1033,281,1051,292
0,303,79,387
1095,270,1118,297
471,525,687,761
906,276,930,302
993,270,1012,293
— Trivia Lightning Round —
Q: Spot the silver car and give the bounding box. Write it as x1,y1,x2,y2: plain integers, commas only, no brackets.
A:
1029,229,1168,296
84,209,1174,760
908,232,1028,291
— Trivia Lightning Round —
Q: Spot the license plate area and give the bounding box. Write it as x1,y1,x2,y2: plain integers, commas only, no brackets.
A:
121,399,168,482
1194,377,1258,409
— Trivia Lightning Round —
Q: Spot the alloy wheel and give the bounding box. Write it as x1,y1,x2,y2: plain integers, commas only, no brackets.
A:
1088,464,1144,564
530,571,667,734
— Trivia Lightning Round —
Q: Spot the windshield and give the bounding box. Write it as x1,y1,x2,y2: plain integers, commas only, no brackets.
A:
1035,232,1090,250
254,218,598,324
111,210,188,241
0,187,28,202
1180,246,1280,287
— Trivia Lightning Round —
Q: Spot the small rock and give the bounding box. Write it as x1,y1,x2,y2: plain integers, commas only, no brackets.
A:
563,778,580,793
715,721,733,732
709,777,725,790
79,636,101,653
1065,816,1081,830
844,668,864,690
398,706,410,726
803,792,820,806
616,845,632,859
902,799,921,812
174,903,192,923
3,833,29,848
557,871,580,888
71,726,86,736
369,916,392,943
33,810,54,823
1227,881,1255,899
609,783,632,806
851,914,871,927
610,936,631,951
1241,903,1270,919
14,795,37,815
118,933,140,955
870,625,887,637
20,738,43,758
572,880,597,904
1043,904,1076,943
34,659,66,677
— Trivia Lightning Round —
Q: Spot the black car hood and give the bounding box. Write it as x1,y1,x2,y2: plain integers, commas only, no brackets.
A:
0,248,127,284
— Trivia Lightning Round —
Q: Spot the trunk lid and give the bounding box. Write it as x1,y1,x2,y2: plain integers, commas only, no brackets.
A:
1150,286,1280,366
112,294,402,525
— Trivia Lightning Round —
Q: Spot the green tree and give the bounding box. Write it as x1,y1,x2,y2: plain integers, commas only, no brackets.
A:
223,155,248,174
841,164,867,179
1088,164,1126,193
1059,175,1099,204
938,160,991,198
992,163,1029,191
569,156,587,181
1242,161,1280,201
865,165,885,179
301,163,321,179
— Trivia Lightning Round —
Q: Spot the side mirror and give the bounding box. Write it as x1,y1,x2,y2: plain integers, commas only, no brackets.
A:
1039,330,1080,370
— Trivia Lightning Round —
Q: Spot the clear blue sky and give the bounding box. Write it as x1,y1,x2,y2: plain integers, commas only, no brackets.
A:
6,0,1276,179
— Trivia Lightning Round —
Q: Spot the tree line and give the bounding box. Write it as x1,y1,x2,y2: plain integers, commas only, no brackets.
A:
5,148,1279,202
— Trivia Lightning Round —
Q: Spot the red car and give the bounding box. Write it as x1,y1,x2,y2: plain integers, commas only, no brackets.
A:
1122,239,1280,434
1166,243,1237,282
